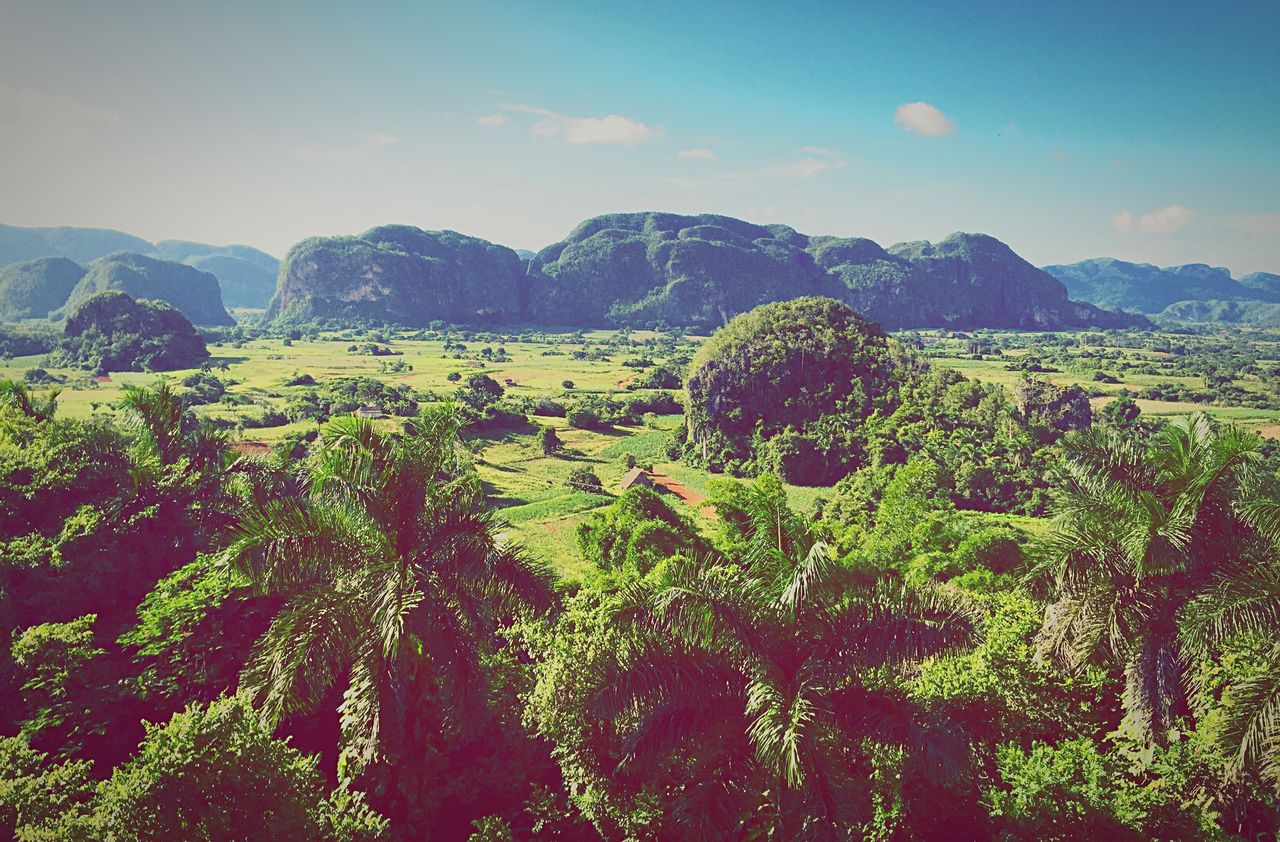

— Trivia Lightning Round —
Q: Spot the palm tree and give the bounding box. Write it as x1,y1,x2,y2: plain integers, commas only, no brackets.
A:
591,477,979,838
1180,490,1280,786
1032,413,1265,746
0,378,59,422
220,409,554,780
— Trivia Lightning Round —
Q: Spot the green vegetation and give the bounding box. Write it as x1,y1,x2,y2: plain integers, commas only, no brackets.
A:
60,252,233,326
263,214,1142,332
50,291,209,373
0,258,85,321
4,297,1280,839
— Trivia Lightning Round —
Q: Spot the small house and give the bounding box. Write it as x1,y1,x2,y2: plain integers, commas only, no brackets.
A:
353,404,388,419
619,467,653,491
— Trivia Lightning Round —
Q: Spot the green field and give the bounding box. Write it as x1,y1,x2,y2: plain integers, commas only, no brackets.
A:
12,325,1280,580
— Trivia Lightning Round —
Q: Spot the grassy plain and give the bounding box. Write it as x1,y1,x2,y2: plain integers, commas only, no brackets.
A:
8,326,1280,580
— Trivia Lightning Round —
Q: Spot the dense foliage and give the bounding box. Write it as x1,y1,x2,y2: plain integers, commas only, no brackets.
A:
3,298,1280,840
50,291,209,373
684,298,1087,511
59,252,233,326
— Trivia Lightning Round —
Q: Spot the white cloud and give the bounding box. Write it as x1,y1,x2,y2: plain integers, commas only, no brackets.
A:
893,101,955,137
1111,205,1195,235
1052,149,1073,161
497,103,658,146
366,133,398,146
1111,159,1133,169
678,148,715,159
800,145,841,157
477,113,508,127
1139,204,1194,235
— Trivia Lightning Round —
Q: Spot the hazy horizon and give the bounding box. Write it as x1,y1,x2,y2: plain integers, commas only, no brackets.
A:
2,0,1277,274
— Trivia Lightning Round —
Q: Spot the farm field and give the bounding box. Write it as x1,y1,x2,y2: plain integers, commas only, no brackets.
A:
10,325,1280,579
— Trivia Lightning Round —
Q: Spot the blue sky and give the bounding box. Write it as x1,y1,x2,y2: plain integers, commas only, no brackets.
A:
1,0,1277,273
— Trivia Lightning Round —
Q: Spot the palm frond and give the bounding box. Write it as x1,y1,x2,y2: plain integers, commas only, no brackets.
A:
778,541,838,617
745,673,822,787
221,498,387,594
240,586,364,725
1217,642,1280,784
830,580,979,669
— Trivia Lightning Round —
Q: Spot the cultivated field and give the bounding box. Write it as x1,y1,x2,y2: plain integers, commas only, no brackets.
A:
10,326,1280,579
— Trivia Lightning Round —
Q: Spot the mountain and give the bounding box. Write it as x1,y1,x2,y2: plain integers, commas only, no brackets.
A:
270,213,1145,330
1239,272,1280,298
526,213,848,327
1157,299,1280,327
61,252,234,325
0,224,280,312
0,258,86,320
267,225,525,324
0,224,152,266
526,213,1143,330
150,240,280,308
52,290,210,372
1042,258,1280,314
859,233,1136,329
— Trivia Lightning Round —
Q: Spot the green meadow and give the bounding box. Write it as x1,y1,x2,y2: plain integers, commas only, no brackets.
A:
9,326,1280,580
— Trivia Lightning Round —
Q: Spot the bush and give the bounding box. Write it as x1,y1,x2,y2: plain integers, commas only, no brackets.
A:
566,467,605,494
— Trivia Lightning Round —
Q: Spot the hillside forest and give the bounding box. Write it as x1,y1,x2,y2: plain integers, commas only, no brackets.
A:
2,286,1280,841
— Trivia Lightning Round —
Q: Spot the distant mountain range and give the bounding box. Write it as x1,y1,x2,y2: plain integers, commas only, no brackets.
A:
1042,258,1280,324
0,251,234,325
269,213,1146,331
6,217,1276,331
0,224,279,310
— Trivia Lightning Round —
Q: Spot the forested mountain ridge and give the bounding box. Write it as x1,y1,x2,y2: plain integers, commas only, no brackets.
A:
1043,257,1280,316
0,223,152,265
60,252,234,326
269,212,1146,330
0,223,280,311
0,257,86,321
266,225,527,324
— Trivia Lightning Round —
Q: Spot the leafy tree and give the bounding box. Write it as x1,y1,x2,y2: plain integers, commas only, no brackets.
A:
220,410,554,826
575,486,706,574
538,425,562,456
87,694,387,841
0,734,94,841
547,476,980,838
566,467,604,494
1033,414,1266,746
10,615,109,757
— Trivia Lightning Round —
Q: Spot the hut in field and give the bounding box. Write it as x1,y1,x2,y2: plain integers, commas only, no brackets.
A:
353,404,388,419
619,467,654,491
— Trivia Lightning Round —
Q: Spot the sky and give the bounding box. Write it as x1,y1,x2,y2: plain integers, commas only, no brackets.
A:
1,0,1277,274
